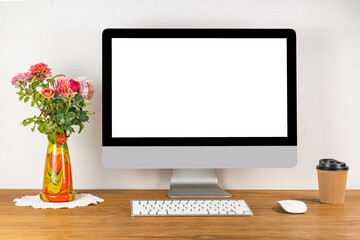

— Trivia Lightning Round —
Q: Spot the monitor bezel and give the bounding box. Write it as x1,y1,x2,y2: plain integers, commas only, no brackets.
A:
102,28,297,146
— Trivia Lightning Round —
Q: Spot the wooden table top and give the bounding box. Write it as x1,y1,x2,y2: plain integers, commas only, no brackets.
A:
0,189,359,240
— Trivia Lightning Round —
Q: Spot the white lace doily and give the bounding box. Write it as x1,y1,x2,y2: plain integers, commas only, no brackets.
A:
14,193,104,209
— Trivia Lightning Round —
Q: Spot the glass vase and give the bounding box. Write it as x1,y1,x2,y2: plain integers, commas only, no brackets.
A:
40,134,76,202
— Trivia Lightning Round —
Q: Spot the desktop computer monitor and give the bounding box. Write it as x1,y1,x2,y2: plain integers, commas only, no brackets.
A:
102,29,297,198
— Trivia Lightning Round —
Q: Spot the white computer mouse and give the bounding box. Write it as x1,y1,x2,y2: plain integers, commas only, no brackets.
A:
277,200,307,214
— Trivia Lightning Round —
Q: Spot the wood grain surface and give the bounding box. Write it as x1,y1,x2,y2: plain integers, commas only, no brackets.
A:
0,190,359,240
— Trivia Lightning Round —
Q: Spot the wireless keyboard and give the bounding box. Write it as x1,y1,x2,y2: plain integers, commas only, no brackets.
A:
131,199,253,216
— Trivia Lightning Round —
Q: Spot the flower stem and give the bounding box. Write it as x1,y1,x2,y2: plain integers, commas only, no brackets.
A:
27,90,43,113
65,91,73,114
48,98,58,124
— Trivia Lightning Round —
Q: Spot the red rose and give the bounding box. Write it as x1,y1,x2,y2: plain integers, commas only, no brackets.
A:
41,88,55,98
69,79,80,92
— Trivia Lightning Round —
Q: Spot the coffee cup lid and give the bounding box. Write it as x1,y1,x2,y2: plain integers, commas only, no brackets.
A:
316,158,349,171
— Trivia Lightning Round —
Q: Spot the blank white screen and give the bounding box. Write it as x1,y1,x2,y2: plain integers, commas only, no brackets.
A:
112,38,287,137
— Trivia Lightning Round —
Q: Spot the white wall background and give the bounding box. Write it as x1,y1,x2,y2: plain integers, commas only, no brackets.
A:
0,0,359,189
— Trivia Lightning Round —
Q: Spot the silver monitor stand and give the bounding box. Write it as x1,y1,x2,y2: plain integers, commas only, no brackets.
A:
168,169,232,198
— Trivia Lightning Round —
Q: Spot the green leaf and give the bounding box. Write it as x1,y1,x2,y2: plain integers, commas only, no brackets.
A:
38,124,45,131
36,116,43,121
86,111,95,115
58,118,65,125
75,95,83,102
55,128,64,135
78,123,84,133
31,82,38,90
23,121,31,126
24,96,30,103
79,115,89,122
31,76,36,84
83,99,91,105
47,132,57,144
44,122,56,133
34,92,40,101
38,125,45,133
56,113,65,119
19,95,24,101
31,99,36,107
64,126,72,132
66,112,75,118
22,117,35,126
68,107,76,112
73,118,81,125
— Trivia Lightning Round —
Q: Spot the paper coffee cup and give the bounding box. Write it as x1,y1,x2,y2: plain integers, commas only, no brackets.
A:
316,159,349,204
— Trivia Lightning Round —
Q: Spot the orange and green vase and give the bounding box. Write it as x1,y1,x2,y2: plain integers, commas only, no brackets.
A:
40,134,76,202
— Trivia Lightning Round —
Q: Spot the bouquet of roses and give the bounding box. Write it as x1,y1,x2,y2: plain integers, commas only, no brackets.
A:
11,63,95,144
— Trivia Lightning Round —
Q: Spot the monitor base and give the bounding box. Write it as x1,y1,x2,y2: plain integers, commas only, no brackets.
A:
168,169,232,198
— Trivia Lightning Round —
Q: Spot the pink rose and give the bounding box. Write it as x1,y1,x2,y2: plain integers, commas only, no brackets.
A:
11,72,32,86
69,79,80,92
76,77,94,100
54,77,71,97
